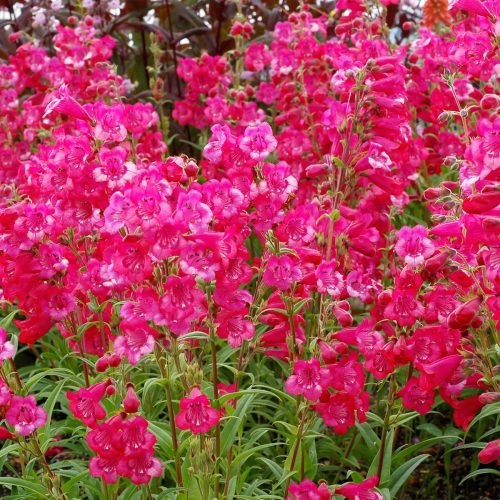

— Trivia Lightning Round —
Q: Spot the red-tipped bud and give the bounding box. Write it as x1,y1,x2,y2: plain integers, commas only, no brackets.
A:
378,289,393,306
333,305,353,327
447,298,482,330
423,187,442,201
462,191,500,214
480,93,500,110
123,385,140,413
424,251,448,273
95,356,110,373
336,300,350,311
108,353,121,368
0,426,14,440
105,385,116,397
479,392,500,405
402,21,413,30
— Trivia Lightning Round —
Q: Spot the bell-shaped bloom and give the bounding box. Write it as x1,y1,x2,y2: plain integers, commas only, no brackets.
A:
43,83,92,122
263,254,303,291
175,388,220,435
114,319,156,366
0,328,15,362
66,381,110,428
89,455,121,484
478,440,500,465
398,376,435,414
217,310,255,348
395,225,434,267
314,392,356,435
285,358,330,401
287,479,331,499
336,475,382,500
239,123,277,161
86,416,124,457
5,395,47,436
316,261,344,298
117,451,163,485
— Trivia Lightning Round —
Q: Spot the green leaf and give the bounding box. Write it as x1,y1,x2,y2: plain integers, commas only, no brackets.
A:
466,402,500,433
0,477,47,497
220,394,256,456
393,435,458,465
389,454,430,496
459,468,500,485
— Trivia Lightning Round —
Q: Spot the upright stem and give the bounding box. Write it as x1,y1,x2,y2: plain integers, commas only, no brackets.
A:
283,415,305,499
211,332,221,498
377,376,397,479
155,347,183,487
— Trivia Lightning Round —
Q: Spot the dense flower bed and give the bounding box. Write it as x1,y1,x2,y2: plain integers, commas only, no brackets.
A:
0,1,498,498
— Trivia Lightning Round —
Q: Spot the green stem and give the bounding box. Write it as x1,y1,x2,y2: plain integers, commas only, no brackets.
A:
377,376,397,479
283,413,306,499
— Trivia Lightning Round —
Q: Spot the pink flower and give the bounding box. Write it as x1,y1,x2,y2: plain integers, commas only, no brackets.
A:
94,146,137,188
239,123,277,161
0,380,11,405
263,255,303,290
314,392,356,434
93,103,127,143
316,261,345,298
66,381,109,428
217,310,255,348
395,225,434,267
89,455,121,484
287,479,331,499
285,358,330,401
43,83,92,122
478,439,500,465
175,388,220,435
114,320,156,365
384,289,424,327
398,376,435,414
118,452,163,485
0,328,15,361
336,475,381,500
5,395,47,436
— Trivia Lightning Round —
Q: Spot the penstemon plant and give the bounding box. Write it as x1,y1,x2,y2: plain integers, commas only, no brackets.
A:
0,0,498,499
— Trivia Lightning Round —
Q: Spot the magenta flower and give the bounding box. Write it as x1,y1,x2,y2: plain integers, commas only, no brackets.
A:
395,225,434,267
0,328,15,362
287,479,331,499
5,395,47,436
117,452,163,485
263,255,303,290
0,380,11,406
175,388,220,435
336,475,382,500
89,455,121,484
66,381,109,428
285,358,329,401
239,123,277,161
315,261,344,298
114,320,156,366
398,376,435,415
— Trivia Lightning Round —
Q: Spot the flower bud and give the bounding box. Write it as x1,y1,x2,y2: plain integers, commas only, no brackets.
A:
95,356,110,373
423,187,442,201
463,191,500,214
108,353,121,368
333,304,353,327
479,392,500,405
105,385,116,397
123,385,140,413
480,93,500,110
447,298,481,330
